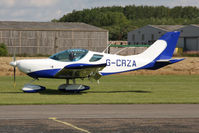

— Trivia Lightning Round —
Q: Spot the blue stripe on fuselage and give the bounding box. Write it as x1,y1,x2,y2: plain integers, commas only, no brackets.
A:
27,69,61,78
100,61,155,76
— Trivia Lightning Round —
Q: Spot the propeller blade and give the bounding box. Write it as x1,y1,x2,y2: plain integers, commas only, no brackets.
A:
14,66,16,89
12,46,16,89
13,48,16,62
13,55,16,62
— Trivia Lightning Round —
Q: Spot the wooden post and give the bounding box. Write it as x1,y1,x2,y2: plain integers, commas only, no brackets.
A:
37,31,40,54
54,32,58,53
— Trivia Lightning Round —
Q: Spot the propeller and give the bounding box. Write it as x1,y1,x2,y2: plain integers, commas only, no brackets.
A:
13,59,16,89
10,49,17,89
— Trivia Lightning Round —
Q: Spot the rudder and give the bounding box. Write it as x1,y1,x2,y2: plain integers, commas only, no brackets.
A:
156,31,180,60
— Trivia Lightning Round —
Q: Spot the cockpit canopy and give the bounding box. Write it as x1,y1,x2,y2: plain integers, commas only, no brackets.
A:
49,49,88,62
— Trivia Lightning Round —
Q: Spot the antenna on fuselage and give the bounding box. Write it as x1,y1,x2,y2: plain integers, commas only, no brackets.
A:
102,44,112,53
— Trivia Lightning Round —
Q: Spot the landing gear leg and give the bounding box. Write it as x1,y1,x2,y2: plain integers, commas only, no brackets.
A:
26,78,38,85
66,79,69,85
72,79,76,84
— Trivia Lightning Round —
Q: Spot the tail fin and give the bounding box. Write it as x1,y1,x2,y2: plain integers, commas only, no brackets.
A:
142,31,184,70
138,31,180,62
156,31,180,60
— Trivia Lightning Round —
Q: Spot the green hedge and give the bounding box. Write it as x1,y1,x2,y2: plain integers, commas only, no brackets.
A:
0,43,8,56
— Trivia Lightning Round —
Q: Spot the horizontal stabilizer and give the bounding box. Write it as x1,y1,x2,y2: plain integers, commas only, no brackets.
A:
146,58,184,70
156,58,184,63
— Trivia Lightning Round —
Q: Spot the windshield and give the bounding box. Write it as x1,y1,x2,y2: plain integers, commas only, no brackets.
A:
49,49,88,62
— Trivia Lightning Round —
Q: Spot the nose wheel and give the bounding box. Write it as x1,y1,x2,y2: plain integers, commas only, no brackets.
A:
22,84,46,93
22,78,46,93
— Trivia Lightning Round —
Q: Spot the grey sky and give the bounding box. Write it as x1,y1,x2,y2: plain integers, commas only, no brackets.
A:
0,0,199,21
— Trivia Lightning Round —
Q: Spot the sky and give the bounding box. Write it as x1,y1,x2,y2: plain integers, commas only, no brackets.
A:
0,0,199,22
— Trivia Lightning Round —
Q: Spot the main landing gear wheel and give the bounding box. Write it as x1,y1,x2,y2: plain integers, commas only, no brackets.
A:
58,84,90,92
58,79,90,93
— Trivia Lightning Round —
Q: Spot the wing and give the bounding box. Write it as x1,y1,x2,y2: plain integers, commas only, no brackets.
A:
54,63,107,80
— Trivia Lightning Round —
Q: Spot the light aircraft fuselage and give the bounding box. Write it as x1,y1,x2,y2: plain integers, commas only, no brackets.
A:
10,31,184,92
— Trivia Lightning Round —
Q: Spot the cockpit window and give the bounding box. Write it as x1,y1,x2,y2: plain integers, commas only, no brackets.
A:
49,49,88,62
89,54,103,62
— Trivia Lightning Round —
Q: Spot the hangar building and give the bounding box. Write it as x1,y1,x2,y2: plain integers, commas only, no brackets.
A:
127,25,184,45
128,25,199,52
177,25,199,51
0,21,108,55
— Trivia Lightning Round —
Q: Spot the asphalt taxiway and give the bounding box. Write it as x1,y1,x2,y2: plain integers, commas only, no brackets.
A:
0,104,199,119
0,104,199,133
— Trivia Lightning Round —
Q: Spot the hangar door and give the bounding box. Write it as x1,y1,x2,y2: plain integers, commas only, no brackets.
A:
185,37,198,51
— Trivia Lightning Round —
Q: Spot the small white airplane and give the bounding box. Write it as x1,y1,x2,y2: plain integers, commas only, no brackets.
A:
10,31,183,92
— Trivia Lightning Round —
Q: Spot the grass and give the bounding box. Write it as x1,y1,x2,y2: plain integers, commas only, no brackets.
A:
0,75,199,104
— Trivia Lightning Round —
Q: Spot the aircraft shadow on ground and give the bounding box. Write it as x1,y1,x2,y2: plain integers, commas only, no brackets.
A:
0,92,24,94
38,89,151,95
0,89,151,95
39,88,83,95
87,90,151,94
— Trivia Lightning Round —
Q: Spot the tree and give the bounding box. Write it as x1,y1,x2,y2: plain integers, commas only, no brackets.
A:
56,5,199,40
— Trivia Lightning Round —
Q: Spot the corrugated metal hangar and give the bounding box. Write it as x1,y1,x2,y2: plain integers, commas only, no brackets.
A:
127,25,199,52
0,21,108,55
177,25,199,52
